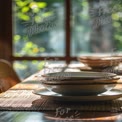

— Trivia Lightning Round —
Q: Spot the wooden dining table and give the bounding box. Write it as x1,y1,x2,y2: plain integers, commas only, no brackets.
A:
0,64,122,122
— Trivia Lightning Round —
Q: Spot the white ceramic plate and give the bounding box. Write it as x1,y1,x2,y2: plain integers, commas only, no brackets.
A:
41,77,119,85
33,89,122,101
42,72,116,80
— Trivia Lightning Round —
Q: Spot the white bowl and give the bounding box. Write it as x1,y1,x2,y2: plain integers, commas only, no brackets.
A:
41,82,117,96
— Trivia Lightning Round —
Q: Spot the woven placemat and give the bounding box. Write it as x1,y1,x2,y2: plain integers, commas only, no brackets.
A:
0,89,122,112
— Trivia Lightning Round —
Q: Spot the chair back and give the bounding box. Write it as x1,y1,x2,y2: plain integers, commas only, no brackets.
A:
0,59,21,92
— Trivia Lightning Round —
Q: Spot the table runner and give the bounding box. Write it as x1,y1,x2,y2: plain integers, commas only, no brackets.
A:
0,65,122,112
0,89,122,112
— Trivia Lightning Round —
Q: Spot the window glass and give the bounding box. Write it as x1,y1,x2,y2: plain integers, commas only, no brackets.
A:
12,0,122,79
13,0,65,57
71,0,122,56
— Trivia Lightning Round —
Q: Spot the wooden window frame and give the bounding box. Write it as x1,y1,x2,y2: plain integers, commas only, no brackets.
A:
0,0,77,64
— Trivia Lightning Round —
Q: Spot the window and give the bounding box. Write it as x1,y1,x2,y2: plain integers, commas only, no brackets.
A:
13,0,66,79
2,0,122,79
71,0,122,55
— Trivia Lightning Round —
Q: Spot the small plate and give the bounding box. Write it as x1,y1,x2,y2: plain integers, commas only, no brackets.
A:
41,77,119,84
33,89,122,101
42,72,116,80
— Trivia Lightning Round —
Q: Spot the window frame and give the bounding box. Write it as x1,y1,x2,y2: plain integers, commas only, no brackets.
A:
0,0,12,63
0,0,77,64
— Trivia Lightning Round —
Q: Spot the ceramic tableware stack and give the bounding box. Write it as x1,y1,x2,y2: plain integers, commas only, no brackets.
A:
78,56,122,72
33,71,122,101
40,71,119,96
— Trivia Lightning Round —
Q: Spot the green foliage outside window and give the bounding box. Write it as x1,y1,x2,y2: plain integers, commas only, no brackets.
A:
13,0,58,79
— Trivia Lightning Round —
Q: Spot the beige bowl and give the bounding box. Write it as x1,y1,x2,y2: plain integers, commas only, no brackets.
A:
41,82,117,96
78,56,122,61
78,57,121,68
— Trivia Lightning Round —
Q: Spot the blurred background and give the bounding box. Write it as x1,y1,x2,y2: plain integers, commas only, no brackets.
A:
0,0,122,79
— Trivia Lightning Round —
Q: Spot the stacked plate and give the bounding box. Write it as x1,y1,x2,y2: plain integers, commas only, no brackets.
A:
33,71,122,101
78,56,122,71
41,72,119,96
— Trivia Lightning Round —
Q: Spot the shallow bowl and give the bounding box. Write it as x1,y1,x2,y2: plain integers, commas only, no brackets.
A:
41,82,117,96
78,56,122,68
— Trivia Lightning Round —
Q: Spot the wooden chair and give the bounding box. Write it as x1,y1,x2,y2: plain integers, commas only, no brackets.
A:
0,59,21,92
